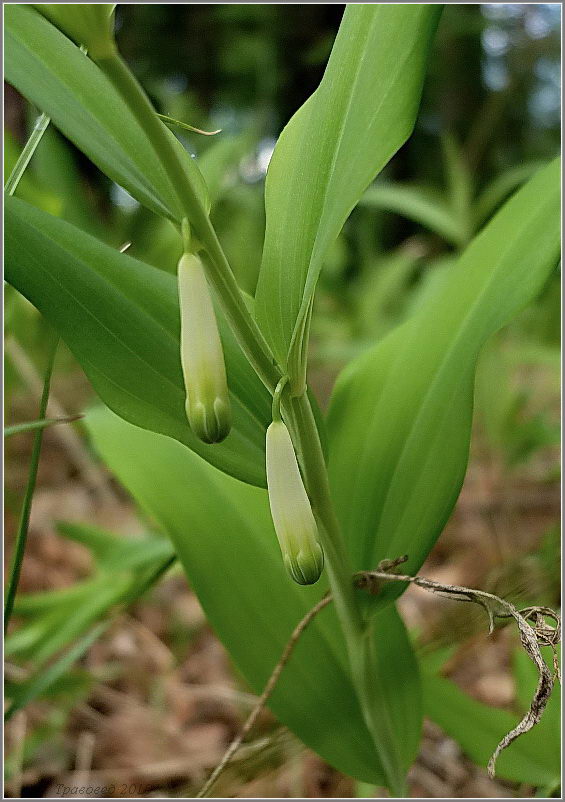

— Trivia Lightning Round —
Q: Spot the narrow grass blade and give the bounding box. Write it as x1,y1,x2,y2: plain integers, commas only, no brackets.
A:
4,112,50,196
5,621,108,720
4,332,58,634
5,415,81,438
157,113,221,136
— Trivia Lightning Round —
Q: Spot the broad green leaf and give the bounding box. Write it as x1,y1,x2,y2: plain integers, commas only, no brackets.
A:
359,183,464,246
5,196,271,487
5,4,208,224
327,160,560,604
255,4,441,380
421,654,560,786
86,405,422,785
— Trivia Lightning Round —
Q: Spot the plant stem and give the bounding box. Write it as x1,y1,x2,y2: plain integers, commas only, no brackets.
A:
98,45,404,795
286,394,360,633
4,333,59,634
4,112,50,197
286,393,403,796
96,52,280,394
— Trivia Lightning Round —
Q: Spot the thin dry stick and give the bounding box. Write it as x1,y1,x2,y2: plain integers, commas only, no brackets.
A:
354,560,561,778
196,593,333,798
197,558,560,797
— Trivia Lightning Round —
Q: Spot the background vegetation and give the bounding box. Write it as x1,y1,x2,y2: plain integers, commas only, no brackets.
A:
4,4,560,797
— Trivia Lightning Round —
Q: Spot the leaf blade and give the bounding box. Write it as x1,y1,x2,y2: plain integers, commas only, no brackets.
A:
422,665,560,786
85,405,423,785
255,4,441,378
359,183,464,246
327,160,560,598
5,4,207,224
5,196,271,486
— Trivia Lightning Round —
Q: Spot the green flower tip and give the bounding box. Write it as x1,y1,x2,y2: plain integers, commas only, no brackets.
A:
178,253,232,445
266,420,324,586
185,396,231,445
34,4,116,59
284,542,324,586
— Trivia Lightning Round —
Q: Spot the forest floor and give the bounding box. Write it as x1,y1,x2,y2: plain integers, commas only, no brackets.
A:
4,363,560,798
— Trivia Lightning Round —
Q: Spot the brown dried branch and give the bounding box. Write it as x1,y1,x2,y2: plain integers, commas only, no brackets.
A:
196,558,560,797
196,593,332,798
355,559,561,778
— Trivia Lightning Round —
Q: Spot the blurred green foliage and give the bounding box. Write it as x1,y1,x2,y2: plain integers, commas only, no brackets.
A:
6,4,560,326
4,4,560,794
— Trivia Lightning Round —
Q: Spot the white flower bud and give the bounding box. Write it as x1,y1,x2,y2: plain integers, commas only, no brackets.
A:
178,252,231,444
266,420,324,585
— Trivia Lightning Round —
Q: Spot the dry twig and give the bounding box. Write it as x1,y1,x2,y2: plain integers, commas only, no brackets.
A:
196,558,560,796
355,558,561,778
196,593,332,797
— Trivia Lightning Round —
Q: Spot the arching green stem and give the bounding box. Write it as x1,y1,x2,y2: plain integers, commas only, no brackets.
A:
96,51,280,395
285,392,404,796
271,375,289,422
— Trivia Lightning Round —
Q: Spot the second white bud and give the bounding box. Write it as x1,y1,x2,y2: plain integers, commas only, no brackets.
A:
266,420,324,585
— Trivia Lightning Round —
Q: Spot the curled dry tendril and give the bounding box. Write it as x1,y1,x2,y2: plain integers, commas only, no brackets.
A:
355,558,561,778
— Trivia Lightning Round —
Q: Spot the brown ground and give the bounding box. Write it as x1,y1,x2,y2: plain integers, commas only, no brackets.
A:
4,360,560,798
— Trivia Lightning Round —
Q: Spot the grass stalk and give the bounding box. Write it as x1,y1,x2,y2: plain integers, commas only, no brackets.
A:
4,333,59,634
4,112,50,197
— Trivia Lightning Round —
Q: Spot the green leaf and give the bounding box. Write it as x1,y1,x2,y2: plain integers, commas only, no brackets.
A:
86,404,423,785
32,3,116,59
513,646,560,737
473,161,546,230
254,4,441,383
327,160,560,603
56,521,173,572
5,4,208,224
31,124,108,239
12,575,123,616
441,132,473,244
5,196,271,487
6,535,174,668
5,575,129,665
421,654,560,786
5,622,109,721
359,183,464,246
